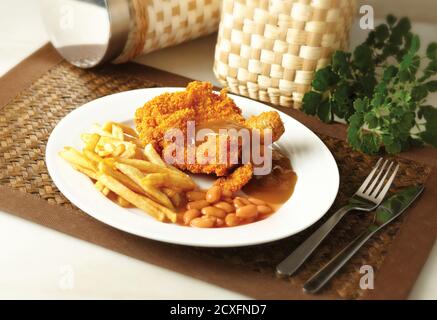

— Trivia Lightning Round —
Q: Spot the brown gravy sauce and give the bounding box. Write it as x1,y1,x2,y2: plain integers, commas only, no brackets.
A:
242,149,297,208
194,119,297,209
196,119,297,210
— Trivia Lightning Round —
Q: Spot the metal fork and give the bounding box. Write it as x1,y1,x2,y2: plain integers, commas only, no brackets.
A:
276,158,399,276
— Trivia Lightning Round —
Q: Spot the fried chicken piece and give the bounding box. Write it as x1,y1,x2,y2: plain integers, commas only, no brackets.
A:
135,81,245,153
135,81,285,190
214,163,254,193
245,111,285,142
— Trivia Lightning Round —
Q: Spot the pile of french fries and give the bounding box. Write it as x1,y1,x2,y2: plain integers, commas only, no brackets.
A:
59,122,196,223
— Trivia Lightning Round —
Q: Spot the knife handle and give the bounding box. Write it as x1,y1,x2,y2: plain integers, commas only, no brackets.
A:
303,230,373,294
276,204,354,276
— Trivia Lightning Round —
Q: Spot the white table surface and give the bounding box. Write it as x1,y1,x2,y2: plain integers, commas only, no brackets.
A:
0,0,435,299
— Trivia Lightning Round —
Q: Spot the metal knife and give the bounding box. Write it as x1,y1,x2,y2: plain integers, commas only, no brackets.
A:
303,185,425,294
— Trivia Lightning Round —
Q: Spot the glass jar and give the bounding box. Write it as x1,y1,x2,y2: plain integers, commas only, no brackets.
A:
41,0,222,68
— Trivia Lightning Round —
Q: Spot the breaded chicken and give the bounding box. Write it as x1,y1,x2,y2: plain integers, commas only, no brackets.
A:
135,81,285,191
135,81,245,153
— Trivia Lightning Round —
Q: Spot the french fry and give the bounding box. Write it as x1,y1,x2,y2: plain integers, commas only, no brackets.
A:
98,174,170,222
144,143,167,166
120,143,137,159
69,163,98,180
102,187,111,196
163,188,182,207
110,122,139,138
81,133,92,144
96,136,138,158
102,122,113,133
59,147,96,171
144,143,189,176
104,143,115,153
95,180,112,197
84,133,100,151
116,196,133,208
94,126,143,147
142,173,196,191
92,124,115,138
97,161,145,195
60,122,193,225
112,124,124,141
83,149,103,165
113,144,126,157
114,162,174,210
114,158,185,177
95,180,104,192
97,149,113,157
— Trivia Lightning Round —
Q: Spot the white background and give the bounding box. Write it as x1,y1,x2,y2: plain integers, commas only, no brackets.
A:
0,0,435,299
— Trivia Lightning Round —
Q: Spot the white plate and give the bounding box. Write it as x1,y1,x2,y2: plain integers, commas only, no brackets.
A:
46,88,339,247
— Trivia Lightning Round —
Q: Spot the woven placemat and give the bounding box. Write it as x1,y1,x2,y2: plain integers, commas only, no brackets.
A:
0,46,436,299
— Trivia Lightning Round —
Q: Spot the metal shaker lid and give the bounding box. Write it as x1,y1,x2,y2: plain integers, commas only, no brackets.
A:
40,0,131,68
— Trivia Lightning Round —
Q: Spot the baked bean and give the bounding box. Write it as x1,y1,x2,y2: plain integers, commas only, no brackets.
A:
201,206,226,218
206,186,221,203
187,200,209,210
223,198,234,204
186,190,206,201
257,205,273,215
190,216,216,228
222,189,233,198
214,201,235,213
225,213,240,227
236,197,251,205
236,204,258,219
233,198,246,209
248,197,266,206
183,209,201,225
216,218,225,227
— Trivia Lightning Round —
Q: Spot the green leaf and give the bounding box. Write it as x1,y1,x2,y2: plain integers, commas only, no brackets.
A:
302,91,322,115
332,84,353,119
395,17,412,36
374,24,389,42
353,44,374,71
361,131,382,154
353,98,369,113
419,106,437,147
311,66,339,91
425,80,437,92
386,14,397,26
398,111,415,132
347,116,363,150
332,51,351,77
305,16,436,155
349,112,364,128
411,85,428,101
364,112,379,129
409,35,420,54
420,60,437,81
384,138,402,154
383,65,398,82
426,42,437,60
317,100,332,123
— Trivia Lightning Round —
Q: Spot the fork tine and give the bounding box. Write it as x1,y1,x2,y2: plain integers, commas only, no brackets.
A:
369,161,393,198
357,158,383,194
375,164,399,202
363,159,388,195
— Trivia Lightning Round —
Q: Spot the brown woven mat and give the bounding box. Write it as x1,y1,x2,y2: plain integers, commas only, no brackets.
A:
0,44,436,300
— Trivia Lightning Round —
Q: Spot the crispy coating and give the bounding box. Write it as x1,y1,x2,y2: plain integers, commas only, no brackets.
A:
135,81,285,190
135,81,245,152
245,111,285,142
214,163,254,193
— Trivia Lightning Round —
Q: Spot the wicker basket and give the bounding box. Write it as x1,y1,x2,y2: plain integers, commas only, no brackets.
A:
213,0,356,108
114,0,222,63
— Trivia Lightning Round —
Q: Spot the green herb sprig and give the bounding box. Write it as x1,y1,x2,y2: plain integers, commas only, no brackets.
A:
302,15,437,154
